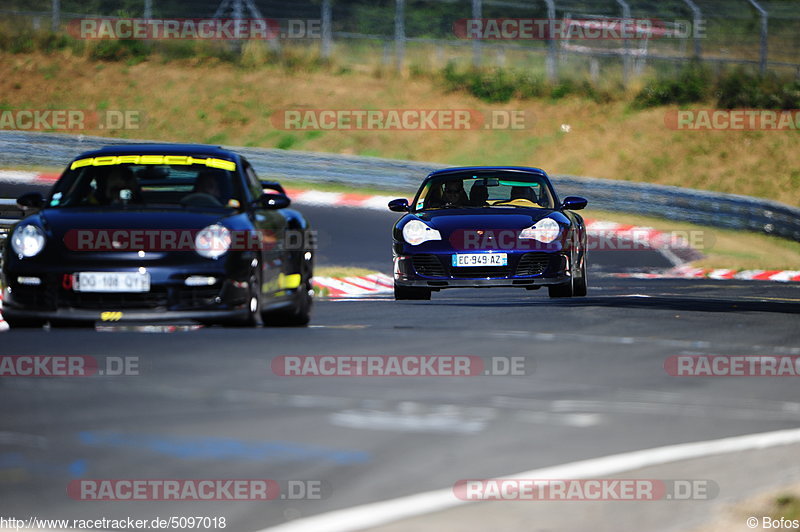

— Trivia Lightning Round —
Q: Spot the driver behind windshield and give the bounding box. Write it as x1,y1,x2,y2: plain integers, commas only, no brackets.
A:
510,185,536,203
87,167,142,206
441,180,468,206
181,170,230,207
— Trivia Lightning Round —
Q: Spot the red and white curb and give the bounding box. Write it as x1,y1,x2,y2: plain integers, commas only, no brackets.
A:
615,265,800,283
0,170,59,185
0,172,762,261
0,171,798,320
312,273,394,298
282,188,399,210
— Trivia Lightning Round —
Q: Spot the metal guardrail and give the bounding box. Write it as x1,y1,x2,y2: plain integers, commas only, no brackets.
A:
0,131,798,241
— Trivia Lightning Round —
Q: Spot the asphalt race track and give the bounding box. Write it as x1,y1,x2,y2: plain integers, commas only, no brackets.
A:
1,183,799,531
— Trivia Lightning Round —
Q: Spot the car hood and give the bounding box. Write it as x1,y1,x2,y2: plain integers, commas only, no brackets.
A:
39,208,227,237
414,208,567,235
33,208,234,257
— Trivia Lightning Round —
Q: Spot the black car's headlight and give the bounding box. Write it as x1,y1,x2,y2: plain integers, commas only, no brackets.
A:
195,224,231,259
519,217,561,243
11,224,46,258
402,220,441,246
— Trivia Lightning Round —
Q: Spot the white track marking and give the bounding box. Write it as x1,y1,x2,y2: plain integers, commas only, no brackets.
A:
259,427,800,532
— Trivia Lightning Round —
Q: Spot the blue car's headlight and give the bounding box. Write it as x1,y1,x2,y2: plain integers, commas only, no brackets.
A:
402,220,441,246
519,217,561,243
11,224,46,258
195,224,231,259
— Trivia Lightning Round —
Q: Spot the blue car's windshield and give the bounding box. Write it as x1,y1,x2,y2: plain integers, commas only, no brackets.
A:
412,172,556,211
48,162,244,211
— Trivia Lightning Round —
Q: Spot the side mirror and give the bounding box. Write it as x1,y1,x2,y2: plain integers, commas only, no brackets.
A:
388,198,410,212
260,180,286,195
561,196,587,211
258,193,291,210
17,192,45,210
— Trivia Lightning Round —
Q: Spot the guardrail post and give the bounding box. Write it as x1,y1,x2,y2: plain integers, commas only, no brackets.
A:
616,0,631,86
681,0,702,59
747,0,768,74
321,0,332,59
471,0,482,68
395,0,405,73
544,0,557,81
51,0,60,31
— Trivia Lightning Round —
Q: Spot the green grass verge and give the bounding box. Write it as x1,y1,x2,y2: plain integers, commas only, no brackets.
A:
774,494,800,521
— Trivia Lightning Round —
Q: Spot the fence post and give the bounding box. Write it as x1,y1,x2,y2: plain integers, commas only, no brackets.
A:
616,0,631,86
747,0,768,74
395,0,405,73
544,0,556,81
51,0,60,31
471,0,482,68
321,0,332,59
681,0,702,59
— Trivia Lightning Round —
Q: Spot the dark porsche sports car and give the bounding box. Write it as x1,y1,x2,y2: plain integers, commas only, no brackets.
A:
389,167,588,300
1,144,314,327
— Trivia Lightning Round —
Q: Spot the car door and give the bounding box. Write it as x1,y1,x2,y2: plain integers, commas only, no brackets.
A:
242,159,286,297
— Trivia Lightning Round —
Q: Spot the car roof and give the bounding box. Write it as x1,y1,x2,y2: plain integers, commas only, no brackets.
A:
427,166,549,178
74,144,239,160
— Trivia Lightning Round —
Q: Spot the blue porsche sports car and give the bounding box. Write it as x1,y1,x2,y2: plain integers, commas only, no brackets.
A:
2,144,314,327
389,167,588,300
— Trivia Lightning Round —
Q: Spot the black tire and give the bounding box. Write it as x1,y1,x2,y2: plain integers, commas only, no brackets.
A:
225,268,264,327
573,253,588,297
5,317,47,329
262,274,313,327
394,284,432,301
548,279,574,298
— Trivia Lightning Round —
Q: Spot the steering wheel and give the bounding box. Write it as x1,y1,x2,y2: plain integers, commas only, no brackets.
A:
492,198,538,207
180,193,223,208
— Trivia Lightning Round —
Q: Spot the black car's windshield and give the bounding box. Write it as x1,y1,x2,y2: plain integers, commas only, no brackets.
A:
412,172,556,211
48,160,244,211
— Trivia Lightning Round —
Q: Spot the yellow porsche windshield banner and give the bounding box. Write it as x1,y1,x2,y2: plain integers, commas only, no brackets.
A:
70,155,236,171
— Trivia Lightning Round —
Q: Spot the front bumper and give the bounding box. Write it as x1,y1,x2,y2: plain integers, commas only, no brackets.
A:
393,251,571,289
1,306,250,323
2,263,252,322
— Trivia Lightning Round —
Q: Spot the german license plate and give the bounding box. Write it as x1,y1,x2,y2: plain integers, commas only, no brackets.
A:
452,253,508,267
74,272,151,293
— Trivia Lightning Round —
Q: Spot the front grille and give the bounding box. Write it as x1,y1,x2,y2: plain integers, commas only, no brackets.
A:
9,274,58,310
175,286,221,308
10,285,57,309
413,255,446,277
8,274,225,311
450,266,512,279
59,285,223,310
516,253,551,276
60,288,170,310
